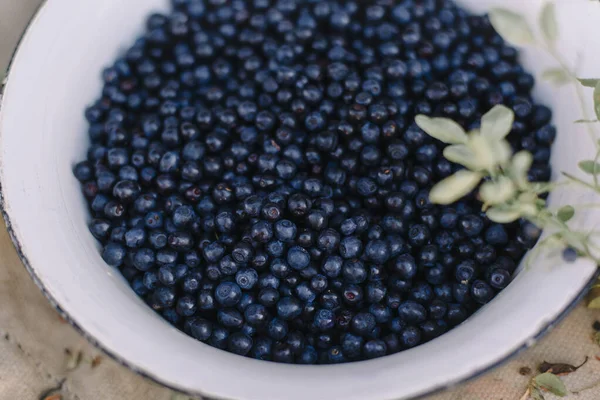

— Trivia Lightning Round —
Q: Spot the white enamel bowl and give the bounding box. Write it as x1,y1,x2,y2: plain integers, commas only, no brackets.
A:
1,0,600,399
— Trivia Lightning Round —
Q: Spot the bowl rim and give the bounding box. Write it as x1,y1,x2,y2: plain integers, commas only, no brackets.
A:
0,1,598,399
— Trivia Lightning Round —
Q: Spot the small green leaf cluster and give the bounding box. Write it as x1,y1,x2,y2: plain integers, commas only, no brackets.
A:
417,104,600,264
417,106,547,224
418,2,600,275
529,372,568,399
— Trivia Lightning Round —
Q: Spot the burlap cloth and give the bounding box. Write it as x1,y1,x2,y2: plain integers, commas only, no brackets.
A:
2,2,600,399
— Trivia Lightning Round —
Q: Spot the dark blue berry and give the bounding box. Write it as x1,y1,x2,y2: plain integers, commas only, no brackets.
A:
215,282,242,307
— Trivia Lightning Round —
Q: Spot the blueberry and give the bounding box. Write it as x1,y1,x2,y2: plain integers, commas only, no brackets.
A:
185,317,213,341
258,288,280,307
316,229,340,254
322,255,343,278
339,236,363,259
399,326,422,348
488,268,511,289
217,308,244,329
251,337,273,360
215,282,242,307
398,301,427,324
392,254,417,279
455,260,477,283
151,286,176,310
342,333,363,358
314,309,335,331
408,224,430,246
287,246,310,270
342,259,367,284
364,339,387,359
562,247,578,262
351,312,376,336
202,241,226,262
236,269,259,290
485,224,508,245
228,333,253,356
277,297,303,320
365,240,390,264
245,304,269,327
133,248,155,271
102,242,126,267
267,318,288,341
470,280,494,304
251,220,274,243
297,345,318,364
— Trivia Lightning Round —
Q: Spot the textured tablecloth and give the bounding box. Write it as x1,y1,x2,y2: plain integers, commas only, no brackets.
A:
2,1,600,399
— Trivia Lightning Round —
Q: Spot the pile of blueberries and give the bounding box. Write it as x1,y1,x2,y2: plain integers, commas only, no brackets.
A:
74,0,554,363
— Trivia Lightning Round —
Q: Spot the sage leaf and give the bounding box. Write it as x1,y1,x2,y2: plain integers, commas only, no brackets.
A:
557,205,575,222
518,202,539,218
481,105,514,140
489,8,535,46
541,68,570,86
479,177,516,205
486,207,521,223
429,170,482,205
511,151,533,188
415,115,468,144
534,372,567,396
595,82,600,121
578,160,600,174
490,139,513,166
540,2,558,43
443,144,478,170
578,78,600,88
468,134,496,171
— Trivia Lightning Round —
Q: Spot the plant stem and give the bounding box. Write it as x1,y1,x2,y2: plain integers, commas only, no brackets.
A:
545,46,599,148
562,172,600,193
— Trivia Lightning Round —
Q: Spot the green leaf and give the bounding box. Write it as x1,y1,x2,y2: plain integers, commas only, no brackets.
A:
530,182,555,194
530,386,545,400
578,78,600,88
490,139,513,167
486,207,522,223
534,372,567,396
171,394,195,400
518,202,539,218
594,82,600,121
575,119,599,124
541,68,571,86
540,2,558,43
589,298,600,310
557,205,575,222
489,8,535,46
578,160,600,174
480,105,515,140
429,170,482,205
468,134,496,171
443,145,478,170
511,151,534,188
479,177,516,205
415,115,468,144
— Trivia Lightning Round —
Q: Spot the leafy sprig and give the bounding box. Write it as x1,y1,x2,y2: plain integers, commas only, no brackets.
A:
415,2,600,304
417,106,598,265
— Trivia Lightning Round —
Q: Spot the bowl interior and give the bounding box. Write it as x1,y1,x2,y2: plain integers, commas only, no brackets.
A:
1,0,599,399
